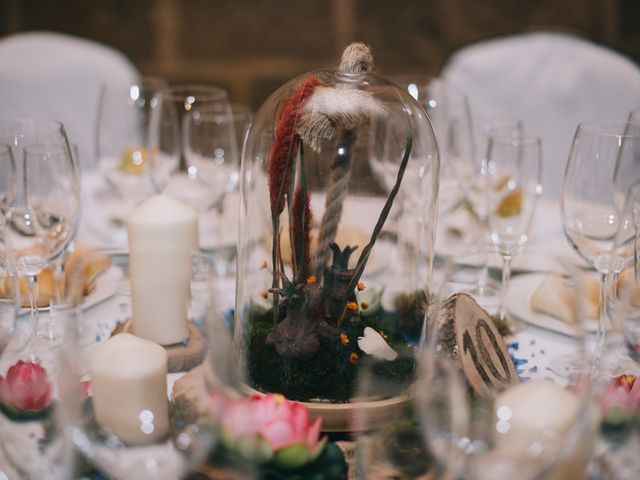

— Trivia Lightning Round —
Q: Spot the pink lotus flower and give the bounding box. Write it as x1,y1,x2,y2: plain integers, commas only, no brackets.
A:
211,393,326,470
0,360,53,413
601,374,640,417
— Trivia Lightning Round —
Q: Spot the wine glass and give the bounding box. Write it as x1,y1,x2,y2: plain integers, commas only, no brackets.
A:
0,243,77,478
561,121,640,339
485,133,542,325
64,251,222,479
180,99,240,212
603,181,640,374
0,120,81,358
448,115,523,296
0,216,19,357
391,75,471,214
415,258,593,480
150,84,232,181
96,77,167,203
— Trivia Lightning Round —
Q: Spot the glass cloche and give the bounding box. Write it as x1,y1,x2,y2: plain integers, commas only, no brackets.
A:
233,44,439,418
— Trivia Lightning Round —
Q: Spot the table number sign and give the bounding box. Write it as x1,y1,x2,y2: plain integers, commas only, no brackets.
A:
435,293,518,397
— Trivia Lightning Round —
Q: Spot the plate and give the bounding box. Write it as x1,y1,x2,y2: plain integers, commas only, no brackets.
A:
21,265,123,314
506,273,598,336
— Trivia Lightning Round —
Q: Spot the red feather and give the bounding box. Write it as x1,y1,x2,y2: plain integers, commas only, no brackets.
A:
268,75,320,216
292,187,313,280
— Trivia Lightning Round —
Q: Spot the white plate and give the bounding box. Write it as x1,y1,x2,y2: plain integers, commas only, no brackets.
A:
506,273,598,336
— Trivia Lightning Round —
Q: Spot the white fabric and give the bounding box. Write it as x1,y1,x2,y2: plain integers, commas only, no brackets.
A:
0,31,139,170
443,31,640,198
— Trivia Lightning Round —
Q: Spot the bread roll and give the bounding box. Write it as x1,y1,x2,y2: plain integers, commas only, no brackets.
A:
617,268,640,307
0,246,111,308
530,273,600,323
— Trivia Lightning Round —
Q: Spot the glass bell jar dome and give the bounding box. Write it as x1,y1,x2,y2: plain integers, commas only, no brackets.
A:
233,43,439,419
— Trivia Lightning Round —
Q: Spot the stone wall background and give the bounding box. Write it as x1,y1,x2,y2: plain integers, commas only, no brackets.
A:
1,0,639,109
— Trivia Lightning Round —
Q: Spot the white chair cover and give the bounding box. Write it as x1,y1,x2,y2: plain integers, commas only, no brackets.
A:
442,31,640,198
0,31,139,170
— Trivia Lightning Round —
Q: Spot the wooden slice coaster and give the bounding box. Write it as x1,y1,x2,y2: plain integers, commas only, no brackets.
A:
111,320,206,373
434,293,518,398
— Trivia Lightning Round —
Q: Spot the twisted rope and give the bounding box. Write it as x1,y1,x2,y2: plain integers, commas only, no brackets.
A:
313,131,354,276
311,43,375,276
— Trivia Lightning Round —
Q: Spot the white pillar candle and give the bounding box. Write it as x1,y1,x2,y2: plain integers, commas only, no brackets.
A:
90,333,169,446
493,381,587,480
128,193,198,345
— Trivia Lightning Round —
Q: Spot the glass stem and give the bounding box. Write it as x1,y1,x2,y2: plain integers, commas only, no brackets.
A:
498,254,512,321
476,217,492,296
595,272,609,353
26,273,39,358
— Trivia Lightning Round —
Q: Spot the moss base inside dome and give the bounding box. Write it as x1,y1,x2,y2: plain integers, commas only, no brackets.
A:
244,295,422,402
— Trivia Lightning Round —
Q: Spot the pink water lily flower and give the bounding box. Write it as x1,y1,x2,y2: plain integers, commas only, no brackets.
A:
211,393,326,470
0,360,53,413
601,374,640,416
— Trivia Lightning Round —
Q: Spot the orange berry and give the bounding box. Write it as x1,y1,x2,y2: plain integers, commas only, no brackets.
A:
346,301,358,311
361,301,369,310
349,352,359,364
306,275,317,285
340,333,349,345
357,282,366,291
260,290,268,299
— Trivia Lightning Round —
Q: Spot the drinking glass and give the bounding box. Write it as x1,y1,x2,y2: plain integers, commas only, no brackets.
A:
180,99,240,211
485,133,542,324
391,75,471,214
415,258,593,480
0,251,77,478
449,116,523,296
96,77,167,203
604,181,640,372
150,84,235,191
561,121,640,338
0,120,81,357
65,251,222,479
0,217,19,357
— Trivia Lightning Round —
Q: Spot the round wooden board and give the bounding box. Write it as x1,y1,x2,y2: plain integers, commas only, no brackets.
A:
112,320,206,373
172,361,411,433
436,293,518,398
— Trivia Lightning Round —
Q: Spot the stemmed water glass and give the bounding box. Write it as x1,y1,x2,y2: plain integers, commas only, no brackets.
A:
149,84,231,191
96,77,167,203
0,120,81,358
181,100,240,211
485,133,542,325
391,76,471,214
449,116,523,296
561,121,640,339
415,257,593,480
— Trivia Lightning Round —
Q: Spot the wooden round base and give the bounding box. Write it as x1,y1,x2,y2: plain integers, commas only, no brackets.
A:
111,321,206,373
172,361,410,433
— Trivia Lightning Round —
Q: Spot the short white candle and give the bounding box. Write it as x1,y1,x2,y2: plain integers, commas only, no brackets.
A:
90,333,169,446
128,193,198,345
493,381,586,480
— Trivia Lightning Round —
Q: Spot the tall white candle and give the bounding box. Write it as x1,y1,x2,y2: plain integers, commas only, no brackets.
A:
493,381,587,480
90,333,169,446
128,193,198,345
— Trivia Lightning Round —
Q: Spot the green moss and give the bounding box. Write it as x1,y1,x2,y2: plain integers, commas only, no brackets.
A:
245,306,416,402
386,418,433,478
490,314,513,337
393,289,430,341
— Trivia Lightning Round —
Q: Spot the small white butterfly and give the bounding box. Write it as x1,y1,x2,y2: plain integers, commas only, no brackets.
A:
357,326,398,361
